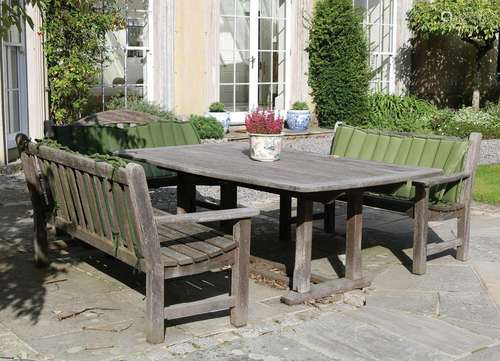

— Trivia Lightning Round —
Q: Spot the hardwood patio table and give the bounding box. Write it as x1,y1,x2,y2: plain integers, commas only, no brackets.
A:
119,142,442,304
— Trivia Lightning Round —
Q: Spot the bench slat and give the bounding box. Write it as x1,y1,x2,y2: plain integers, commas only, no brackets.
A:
75,170,95,233
157,224,223,258
57,164,78,225
92,175,114,240
160,247,193,265
173,223,236,252
83,173,103,237
112,182,134,253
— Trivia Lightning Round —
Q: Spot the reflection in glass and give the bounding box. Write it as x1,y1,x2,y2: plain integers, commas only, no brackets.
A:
220,84,234,110
235,85,249,111
235,51,250,83
258,19,272,50
258,52,272,82
235,17,250,50
220,50,235,83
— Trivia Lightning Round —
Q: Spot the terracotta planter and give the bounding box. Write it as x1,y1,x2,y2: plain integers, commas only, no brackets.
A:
248,133,283,162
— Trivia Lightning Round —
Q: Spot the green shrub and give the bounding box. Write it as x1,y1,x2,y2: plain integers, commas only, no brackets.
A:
431,107,500,139
106,96,177,121
291,101,309,111
364,94,439,132
209,102,226,112
189,115,224,139
308,0,371,128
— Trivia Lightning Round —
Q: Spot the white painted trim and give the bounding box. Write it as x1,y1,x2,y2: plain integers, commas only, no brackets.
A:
148,0,175,110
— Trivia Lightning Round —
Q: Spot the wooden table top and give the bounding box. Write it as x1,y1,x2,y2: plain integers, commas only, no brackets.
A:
119,142,442,193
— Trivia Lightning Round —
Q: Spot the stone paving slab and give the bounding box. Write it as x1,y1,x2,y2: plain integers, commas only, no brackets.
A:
1,172,500,360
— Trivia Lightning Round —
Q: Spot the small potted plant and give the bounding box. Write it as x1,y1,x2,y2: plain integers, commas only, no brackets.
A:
245,108,284,162
286,101,310,131
206,102,230,133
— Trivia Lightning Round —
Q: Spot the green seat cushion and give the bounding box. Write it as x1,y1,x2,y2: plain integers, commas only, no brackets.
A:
54,120,200,180
331,125,469,203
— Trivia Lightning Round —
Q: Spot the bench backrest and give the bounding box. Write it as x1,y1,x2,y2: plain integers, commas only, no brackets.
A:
53,120,201,155
331,125,479,203
17,135,160,268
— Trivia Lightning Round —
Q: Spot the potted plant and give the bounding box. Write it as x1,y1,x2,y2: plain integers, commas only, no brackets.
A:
286,101,310,131
245,108,284,162
206,102,230,133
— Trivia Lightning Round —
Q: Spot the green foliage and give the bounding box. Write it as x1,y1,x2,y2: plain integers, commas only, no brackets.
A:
408,0,500,109
42,0,125,124
308,0,371,128
363,94,439,132
473,164,500,205
291,101,309,111
431,106,500,139
208,102,226,112
106,96,177,121
0,0,44,37
189,115,224,140
408,0,500,42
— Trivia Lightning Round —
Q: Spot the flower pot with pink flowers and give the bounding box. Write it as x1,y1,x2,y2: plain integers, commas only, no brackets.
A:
245,109,284,162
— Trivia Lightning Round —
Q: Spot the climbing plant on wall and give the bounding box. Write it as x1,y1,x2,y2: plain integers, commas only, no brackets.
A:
41,0,125,124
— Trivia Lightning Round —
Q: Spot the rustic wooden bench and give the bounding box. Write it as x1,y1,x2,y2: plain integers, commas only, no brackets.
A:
52,111,201,188
16,134,259,344
322,125,482,274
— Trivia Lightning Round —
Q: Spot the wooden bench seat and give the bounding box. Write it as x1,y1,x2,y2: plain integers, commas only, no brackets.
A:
16,134,259,344
322,125,482,274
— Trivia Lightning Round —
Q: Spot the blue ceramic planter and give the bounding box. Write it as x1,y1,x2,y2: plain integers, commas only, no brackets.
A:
206,112,230,133
286,110,310,131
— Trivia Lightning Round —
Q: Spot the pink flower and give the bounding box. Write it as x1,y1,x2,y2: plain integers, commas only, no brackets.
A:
245,108,284,134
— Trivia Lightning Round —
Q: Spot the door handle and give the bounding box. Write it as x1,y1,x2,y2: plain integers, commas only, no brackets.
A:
250,56,256,68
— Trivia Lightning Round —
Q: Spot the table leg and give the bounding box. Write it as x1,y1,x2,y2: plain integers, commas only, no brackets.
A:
346,191,363,280
279,194,292,241
177,174,196,214
292,197,313,293
221,183,237,233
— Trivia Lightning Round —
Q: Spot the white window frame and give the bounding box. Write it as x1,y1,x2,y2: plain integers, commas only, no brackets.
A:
2,16,28,149
354,0,397,94
219,0,292,123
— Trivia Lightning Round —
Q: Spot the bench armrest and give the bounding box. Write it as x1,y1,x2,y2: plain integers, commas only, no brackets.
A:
155,208,260,225
414,172,470,188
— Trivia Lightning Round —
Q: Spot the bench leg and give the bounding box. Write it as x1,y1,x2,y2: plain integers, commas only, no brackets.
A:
324,201,336,234
231,219,251,327
279,194,292,241
146,267,165,344
456,207,470,261
413,184,430,275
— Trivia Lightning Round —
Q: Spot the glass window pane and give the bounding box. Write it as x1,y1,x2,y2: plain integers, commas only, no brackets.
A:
126,85,144,98
260,0,272,17
220,50,235,83
235,17,250,50
8,47,19,89
7,90,20,133
273,20,286,51
258,84,271,109
220,84,235,111
274,84,285,110
273,52,286,83
274,0,286,18
221,0,235,15
127,18,145,47
235,84,249,111
235,51,249,83
258,19,272,50
258,52,272,82
235,0,250,16
126,55,144,85
102,48,125,87
220,18,235,50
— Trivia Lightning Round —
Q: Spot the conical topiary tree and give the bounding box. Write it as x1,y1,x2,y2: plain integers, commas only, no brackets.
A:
307,0,371,128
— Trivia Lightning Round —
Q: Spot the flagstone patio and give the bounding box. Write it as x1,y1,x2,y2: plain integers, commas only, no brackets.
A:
1,172,499,361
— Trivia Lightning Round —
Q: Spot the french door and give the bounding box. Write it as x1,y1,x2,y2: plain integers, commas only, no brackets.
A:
2,15,28,149
220,0,289,123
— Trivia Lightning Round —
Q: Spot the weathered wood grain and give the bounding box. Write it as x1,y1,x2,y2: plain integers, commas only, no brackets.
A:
292,197,313,293
119,142,442,193
346,191,363,281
